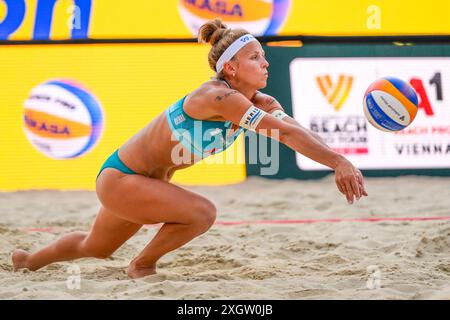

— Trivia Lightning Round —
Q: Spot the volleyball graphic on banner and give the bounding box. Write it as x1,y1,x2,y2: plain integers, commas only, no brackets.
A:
23,79,104,159
178,0,291,36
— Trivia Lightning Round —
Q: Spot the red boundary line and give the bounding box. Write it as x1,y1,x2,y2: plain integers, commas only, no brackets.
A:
214,216,450,225
17,216,450,233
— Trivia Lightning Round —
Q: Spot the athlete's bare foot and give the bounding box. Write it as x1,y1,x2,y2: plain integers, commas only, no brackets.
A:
127,262,157,279
11,249,30,272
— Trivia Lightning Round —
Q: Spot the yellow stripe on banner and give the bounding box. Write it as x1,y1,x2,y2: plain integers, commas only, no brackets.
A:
328,75,344,108
282,0,450,36
91,1,189,38
331,76,347,108
266,40,303,47
335,76,353,110
3,0,450,40
316,77,328,97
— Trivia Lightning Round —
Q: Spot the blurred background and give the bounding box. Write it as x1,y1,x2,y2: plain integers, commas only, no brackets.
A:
1,0,449,190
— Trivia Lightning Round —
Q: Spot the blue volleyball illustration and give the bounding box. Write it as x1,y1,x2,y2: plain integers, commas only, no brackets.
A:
23,79,104,159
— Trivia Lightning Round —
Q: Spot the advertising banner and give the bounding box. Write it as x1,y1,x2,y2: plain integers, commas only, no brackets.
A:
1,0,448,41
245,43,450,179
0,43,246,190
290,57,450,170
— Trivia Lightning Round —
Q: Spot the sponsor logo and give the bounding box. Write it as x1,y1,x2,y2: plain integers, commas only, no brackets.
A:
313,74,367,155
395,143,450,155
316,74,353,111
310,115,369,155
183,0,243,17
178,0,292,36
243,108,262,127
240,35,252,42
174,114,186,125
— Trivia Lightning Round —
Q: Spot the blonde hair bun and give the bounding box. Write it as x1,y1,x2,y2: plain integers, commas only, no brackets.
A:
197,18,228,45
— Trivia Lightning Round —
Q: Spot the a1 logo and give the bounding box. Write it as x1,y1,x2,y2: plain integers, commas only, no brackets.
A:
409,72,444,116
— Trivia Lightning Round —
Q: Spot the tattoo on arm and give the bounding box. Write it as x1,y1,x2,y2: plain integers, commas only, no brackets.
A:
215,90,238,101
263,96,276,106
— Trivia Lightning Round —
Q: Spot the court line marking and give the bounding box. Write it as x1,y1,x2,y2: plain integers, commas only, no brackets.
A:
17,215,450,233
214,216,450,225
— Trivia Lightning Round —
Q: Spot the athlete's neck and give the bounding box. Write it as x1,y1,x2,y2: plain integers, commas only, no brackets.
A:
219,78,232,89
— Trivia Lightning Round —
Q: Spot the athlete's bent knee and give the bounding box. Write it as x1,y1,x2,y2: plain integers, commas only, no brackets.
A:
195,200,217,231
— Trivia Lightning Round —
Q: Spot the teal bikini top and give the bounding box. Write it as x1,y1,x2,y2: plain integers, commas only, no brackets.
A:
165,95,246,158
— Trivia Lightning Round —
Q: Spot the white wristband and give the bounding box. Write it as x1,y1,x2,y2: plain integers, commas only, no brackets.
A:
271,109,288,120
239,106,266,131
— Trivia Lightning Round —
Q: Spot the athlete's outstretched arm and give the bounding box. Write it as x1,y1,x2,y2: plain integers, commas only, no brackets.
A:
251,91,367,201
251,91,329,148
208,88,367,204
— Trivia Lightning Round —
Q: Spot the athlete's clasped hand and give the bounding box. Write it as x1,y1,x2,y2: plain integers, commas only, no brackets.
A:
334,158,368,204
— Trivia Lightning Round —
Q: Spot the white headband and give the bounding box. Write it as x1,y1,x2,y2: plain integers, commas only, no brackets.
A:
215,34,258,73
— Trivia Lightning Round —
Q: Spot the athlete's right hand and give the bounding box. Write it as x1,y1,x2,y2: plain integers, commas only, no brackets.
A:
334,158,368,204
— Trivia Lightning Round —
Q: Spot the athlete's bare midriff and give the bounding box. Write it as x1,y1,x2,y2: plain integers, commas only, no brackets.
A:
116,113,195,181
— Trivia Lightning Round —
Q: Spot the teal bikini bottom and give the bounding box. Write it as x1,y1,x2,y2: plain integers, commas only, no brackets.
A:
97,149,137,179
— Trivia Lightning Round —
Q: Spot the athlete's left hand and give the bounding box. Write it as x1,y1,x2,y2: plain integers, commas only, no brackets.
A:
334,159,368,204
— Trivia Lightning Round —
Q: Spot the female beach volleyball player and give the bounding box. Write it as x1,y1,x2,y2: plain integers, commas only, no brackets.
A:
12,19,367,278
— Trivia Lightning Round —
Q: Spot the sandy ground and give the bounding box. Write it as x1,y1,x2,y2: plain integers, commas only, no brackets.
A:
1,176,450,300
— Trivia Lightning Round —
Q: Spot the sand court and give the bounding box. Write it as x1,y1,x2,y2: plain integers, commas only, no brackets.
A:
1,176,450,299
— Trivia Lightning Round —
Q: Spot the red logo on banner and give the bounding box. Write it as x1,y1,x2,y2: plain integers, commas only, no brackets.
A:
409,78,434,116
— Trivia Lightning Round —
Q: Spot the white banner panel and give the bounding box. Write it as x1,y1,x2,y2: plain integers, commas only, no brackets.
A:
289,57,450,170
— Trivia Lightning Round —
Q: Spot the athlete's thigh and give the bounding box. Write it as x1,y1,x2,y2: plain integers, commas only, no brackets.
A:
97,169,215,225
83,206,142,256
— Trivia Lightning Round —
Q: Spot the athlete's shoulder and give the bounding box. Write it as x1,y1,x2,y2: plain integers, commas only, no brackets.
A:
182,80,235,120
189,80,246,106
196,79,237,97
